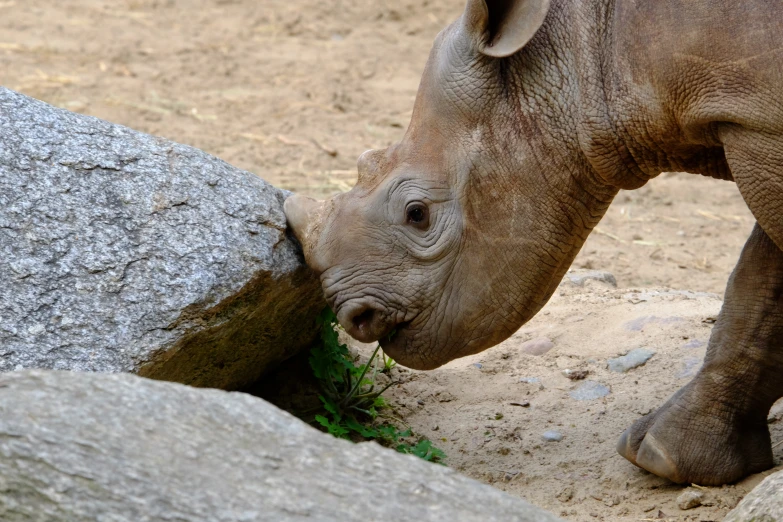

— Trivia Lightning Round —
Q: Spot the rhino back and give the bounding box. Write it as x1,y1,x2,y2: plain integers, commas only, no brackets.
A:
611,0,783,131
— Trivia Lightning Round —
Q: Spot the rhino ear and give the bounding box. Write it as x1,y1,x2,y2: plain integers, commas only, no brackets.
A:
463,0,551,58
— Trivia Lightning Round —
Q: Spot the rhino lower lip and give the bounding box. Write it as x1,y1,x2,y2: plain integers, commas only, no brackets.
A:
379,320,411,351
387,321,410,342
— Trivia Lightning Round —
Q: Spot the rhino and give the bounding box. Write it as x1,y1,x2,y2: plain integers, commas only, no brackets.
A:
284,0,783,486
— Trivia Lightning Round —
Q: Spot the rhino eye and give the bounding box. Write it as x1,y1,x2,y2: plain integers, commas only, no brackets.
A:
405,202,429,229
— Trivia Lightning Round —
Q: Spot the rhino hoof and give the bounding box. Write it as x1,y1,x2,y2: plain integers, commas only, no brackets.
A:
616,428,637,464
636,433,684,484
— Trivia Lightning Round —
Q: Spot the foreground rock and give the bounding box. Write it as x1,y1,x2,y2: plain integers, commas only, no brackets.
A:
0,88,323,389
0,370,563,522
725,470,783,522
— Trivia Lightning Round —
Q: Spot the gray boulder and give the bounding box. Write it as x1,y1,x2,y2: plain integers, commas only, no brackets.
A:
0,370,563,522
725,470,783,522
0,88,324,389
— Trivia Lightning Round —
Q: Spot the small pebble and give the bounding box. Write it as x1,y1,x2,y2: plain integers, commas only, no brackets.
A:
519,377,541,384
542,430,563,442
472,363,483,369
607,348,655,373
556,486,574,502
521,338,555,356
569,381,611,401
563,270,617,287
563,369,589,381
677,489,704,510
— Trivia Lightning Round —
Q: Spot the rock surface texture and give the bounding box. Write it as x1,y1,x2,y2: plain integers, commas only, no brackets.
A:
725,470,783,522
0,88,323,389
0,370,563,522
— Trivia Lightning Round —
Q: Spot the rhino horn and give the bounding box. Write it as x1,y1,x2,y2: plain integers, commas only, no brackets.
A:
284,194,325,256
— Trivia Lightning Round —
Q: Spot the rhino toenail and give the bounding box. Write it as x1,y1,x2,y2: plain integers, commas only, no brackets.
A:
637,433,684,484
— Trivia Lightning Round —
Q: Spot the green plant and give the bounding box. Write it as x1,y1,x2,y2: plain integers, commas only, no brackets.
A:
309,308,446,463
382,352,397,373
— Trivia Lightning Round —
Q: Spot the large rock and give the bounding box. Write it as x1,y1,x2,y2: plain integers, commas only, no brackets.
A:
725,470,783,522
0,370,563,522
0,88,324,389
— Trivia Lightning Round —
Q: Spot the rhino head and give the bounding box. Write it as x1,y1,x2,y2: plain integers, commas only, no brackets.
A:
285,0,617,370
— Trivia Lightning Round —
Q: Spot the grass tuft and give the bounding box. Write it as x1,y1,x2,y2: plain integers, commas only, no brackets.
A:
308,308,446,464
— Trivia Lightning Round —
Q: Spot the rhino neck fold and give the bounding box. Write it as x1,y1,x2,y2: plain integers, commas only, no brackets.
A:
445,1,621,352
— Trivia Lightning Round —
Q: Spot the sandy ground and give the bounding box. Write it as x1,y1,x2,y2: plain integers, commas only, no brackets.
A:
2,1,781,520
381,282,783,522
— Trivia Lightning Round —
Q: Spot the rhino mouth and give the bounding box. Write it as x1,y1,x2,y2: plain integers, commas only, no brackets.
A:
381,320,411,346
378,318,438,369
378,322,410,356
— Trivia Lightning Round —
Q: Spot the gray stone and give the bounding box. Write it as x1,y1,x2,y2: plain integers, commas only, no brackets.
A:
607,348,656,373
542,430,564,442
678,356,703,379
622,290,719,303
569,380,611,401
622,315,684,332
521,337,555,356
725,470,783,522
561,269,617,287
0,88,324,389
0,370,563,522
676,489,704,510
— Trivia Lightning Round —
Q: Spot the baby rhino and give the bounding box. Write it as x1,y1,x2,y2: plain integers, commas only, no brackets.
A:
285,0,783,486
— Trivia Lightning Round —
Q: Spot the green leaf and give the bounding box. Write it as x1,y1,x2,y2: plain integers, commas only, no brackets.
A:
344,416,378,438
403,439,446,463
411,439,433,459
328,424,350,438
314,415,331,429
319,396,341,419
429,446,447,463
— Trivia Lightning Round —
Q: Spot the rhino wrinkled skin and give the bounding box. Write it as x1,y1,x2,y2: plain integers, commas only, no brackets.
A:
285,0,783,486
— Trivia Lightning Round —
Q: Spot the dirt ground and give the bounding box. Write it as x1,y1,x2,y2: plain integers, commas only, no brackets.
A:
2,0,781,520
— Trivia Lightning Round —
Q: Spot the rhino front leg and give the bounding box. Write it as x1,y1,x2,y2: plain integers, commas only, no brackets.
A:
617,223,783,485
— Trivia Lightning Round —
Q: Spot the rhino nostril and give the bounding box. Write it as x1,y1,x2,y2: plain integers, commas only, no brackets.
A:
352,308,376,333
338,303,394,343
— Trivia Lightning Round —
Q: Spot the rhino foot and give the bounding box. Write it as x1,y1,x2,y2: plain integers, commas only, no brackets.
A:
619,224,783,485
617,376,773,486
